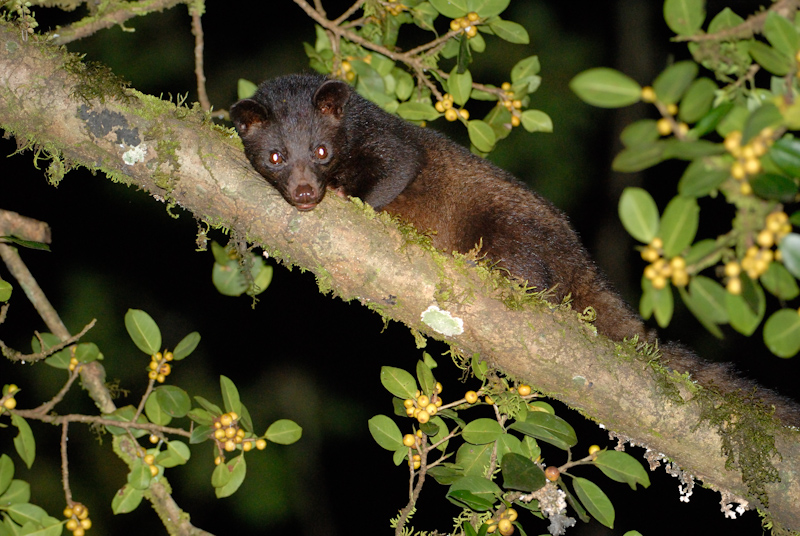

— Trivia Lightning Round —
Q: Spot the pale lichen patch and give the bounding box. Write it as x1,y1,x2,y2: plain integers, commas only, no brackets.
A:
421,305,464,336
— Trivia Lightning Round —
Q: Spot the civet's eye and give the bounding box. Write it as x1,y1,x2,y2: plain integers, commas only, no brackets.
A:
315,145,328,160
269,151,284,165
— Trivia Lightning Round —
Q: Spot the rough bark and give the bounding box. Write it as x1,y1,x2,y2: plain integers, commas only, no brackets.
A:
0,22,799,532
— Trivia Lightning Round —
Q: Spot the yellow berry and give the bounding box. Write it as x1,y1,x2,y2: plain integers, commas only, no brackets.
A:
498,518,514,536
651,275,667,290
156,374,166,383
229,411,239,421
214,456,222,465
73,528,85,536
3,397,16,410
449,19,460,31
723,130,742,153
640,246,660,263
458,108,470,120
444,108,458,121
143,454,155,465
256,439,267,450
224,440,236,452
727,277,742,295
148,370,158,380
641,86,656,103
149,464,159,477
730,161,746,180
740,181,752,196
501,82,511,91
588,444,601,456
465,390,478,404
243,441,253,452
154,352,162,361
666,103,678,116
149,360,158,370
465,25,478,38
743,157,761,175
669,256,686,271
403,398,415,408
158,363,171,376
416,429,424,438
66,519,79,531
757,229,775,248
80,518,92,530
225,427,237,439
656,118,672,136
403,434,416,447
544,466,560,481
220,414,232,427
164,351,174,361
510,115,521,127
650,237,663,250
467,11,479,21
671,270,689,287
724,261,741,277
416,410,430,424
506,508,518,521
416,395,429,407
425,403,438,416
405,407,415,417
72,504,86,518
517,384,531,396
63,507,74,518
434,100,445,113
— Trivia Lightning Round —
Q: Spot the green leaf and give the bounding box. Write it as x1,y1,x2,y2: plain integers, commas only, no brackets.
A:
0,479,30,505
467,120,496,152
265,419,302,445
511,55,540,82
154,386,192,417
761,262,800,300
750,173,798,202
764,308,800,357
769,137,800,177
572,477,615,528
520,110,553,133
6,504,48,526
103,405,150,437
380,366,417,399
416,360,436,397
456,442,493,477
237,79,257,100
144,394,172,426
693,102,734,137
663,0,705,35
469,0,510,18
726,275,765,336
688,275,729,324
570,68,642,108
749,41,792,76
189,424,214,445
368,415,404,451
214,454,247,498
10,415,34,469
124,309,162,355
780,233,800,279
618,187,659,243
653,61,698,104
446,476,502,511
448,66,473,106
392,68,415,100
172,332,200,361
678,157,730,197
743,102,784,145
0,279,11,302
508,412,577,449
397,102,440,122
0,236,50,252
112,484,144,514
126,459,152,490
429,0,467,17
156,440,191,468
187,407,214,426
593,450,650,490
764,11,799,57
0,454,13,496
679,78,718,123
462,418,505,444
651,278,674,328
612,142,667,172
488,19,529,43
660,196,699,257
663,139,726,160
620,120,660,148
220,375,241,415
500,453,546,491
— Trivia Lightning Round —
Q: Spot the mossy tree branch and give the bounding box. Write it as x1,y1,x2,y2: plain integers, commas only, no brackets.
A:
1,20,799,532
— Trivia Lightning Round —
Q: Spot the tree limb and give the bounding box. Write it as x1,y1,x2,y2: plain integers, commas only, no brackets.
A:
0,21,799,532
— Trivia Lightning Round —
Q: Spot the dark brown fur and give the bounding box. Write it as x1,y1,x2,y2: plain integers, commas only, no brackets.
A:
230,73,799,426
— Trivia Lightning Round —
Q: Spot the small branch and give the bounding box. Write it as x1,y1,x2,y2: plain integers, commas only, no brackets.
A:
189,2,211,112
674,0,800,43
332,0,364,25
36,366,82,416
0,209,51,243
0,319,97,363
12,409,194,438
61,421,72,505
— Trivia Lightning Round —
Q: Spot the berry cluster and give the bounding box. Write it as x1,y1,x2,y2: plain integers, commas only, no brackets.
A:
147,351,173,383
434,94,469,122
336,60,355,83
402,384,443,424
640,238,689,289
449,12,480,38
499,82,523,127
640,86,689,138
68,353,81,372
211,411,267,464
142,452,160,477
384,0,406,16
486,507,518,535
724,211,791,294
1,384,18,410
724,128,774,196
63,503,91,536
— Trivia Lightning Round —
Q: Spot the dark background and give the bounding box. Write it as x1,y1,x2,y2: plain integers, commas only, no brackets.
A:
0,1,796,534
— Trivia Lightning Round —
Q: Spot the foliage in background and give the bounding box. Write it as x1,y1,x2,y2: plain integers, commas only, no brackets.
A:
571,0,800,358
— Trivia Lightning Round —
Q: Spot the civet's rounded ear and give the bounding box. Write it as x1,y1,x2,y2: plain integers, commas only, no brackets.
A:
229,99,271,136
312,80,351,119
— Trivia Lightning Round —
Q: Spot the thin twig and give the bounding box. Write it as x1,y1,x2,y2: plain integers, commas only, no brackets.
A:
0,319,97,363
333,0,365,25
61,421,72,505
190,3,211,112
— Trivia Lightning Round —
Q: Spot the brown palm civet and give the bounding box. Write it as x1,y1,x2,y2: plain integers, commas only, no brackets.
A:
229,73,799,426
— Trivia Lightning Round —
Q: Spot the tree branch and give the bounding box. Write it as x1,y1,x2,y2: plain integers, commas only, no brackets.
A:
1,20,799,532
